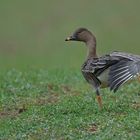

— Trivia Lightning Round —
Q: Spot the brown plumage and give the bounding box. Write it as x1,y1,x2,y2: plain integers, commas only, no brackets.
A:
65,28,140,108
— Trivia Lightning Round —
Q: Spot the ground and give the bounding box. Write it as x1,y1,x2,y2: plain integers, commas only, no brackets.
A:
0,69,140,140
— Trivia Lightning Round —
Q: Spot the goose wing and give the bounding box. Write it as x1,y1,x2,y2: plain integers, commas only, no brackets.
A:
109,52,140,92
81,55,119,87
82,55,119,76
82,52,140,92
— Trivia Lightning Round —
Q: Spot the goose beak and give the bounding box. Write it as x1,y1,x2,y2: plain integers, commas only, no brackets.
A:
65,36,72,41
65,36,76,41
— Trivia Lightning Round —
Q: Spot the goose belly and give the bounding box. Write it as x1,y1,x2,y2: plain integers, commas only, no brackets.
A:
97,68,110,88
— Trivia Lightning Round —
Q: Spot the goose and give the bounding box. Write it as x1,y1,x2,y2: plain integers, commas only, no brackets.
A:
65,28,140,108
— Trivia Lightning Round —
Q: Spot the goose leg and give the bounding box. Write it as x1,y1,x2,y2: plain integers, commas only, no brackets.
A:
138,75,140,82
96,88,102,108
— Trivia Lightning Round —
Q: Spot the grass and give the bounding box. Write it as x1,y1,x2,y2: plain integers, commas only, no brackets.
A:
0,69,140,140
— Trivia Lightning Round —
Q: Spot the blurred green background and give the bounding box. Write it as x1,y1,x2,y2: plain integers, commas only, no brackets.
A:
1,0,140,70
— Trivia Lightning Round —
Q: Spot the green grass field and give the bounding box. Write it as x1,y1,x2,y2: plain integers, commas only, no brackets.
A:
1,0,140,139
0,69,140,139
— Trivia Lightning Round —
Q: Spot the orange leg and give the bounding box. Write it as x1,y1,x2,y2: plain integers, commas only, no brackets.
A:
96,95,102,109
138,76,140,82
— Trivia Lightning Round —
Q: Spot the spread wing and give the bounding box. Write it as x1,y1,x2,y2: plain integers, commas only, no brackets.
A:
109,52,140,92
82,52,140,93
